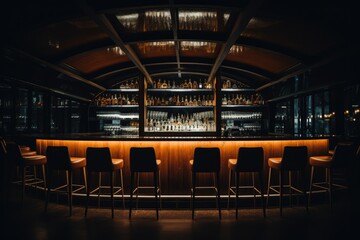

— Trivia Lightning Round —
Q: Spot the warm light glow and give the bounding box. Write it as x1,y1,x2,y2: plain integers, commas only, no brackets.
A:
229,45,244,54
107,46,125,56
181,41,216,53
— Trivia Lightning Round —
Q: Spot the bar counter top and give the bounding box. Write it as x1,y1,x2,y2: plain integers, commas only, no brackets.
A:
29,133,330,141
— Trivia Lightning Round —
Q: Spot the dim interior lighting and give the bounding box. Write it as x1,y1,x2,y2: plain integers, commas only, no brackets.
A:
229,45,244,54
107,47,125,56
355,109,360,114
181,41,216,53
48,40,60,49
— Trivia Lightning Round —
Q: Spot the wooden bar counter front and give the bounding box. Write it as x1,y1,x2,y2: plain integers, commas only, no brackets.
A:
36,138,328,196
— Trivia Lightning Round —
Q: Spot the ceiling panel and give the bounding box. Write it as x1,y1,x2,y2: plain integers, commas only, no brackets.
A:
62,47,130,74
226,45,301,74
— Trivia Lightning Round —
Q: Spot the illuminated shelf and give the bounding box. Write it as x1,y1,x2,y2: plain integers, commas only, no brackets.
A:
147,88,213,92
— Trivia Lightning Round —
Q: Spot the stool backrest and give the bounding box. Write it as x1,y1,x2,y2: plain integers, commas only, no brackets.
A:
0,137,6,160
46,146,71,170
332,143,356,168
5,142,23,165
86,147,113,172
130,147,157,172
281,146,308,170
193,147,220,172
236,147,264,172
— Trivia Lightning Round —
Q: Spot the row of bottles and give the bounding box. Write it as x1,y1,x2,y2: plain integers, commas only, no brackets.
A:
145,111,215,132
221,111,262,120
151,78,212,89
119,79,139,89
222,79,249,89
95,94,139,106
146,94,214,106
221,93,264,105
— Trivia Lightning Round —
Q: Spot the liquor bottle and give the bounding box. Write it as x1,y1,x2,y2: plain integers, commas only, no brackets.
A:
222,94,227,105
188,79,193,89
199,79,203,88
193,80,198,89
157,79,162,88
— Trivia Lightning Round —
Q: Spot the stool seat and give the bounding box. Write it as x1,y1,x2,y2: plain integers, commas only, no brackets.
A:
309,156,332,167
112,158,124,170
5,142,47,203
45,146,87,216
85,147,125,218
227,158,237,170
267,146,308,216
21,151,37,156
227,147,266,219
70,157,86,168
268,157,282,169
129,147,161,220
22,155,47,166
190,147,221,220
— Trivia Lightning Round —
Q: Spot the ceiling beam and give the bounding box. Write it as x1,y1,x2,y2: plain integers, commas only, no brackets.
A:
207,0,265,84
169,0,181,78
7,47,106,91
77,0,153,85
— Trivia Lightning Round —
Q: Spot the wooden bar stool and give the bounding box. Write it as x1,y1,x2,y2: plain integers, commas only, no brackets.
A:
190,147,221,220
5,142,47,203
85,147,125,218
308,143,356,209
45,146,87,216
129,147,161,220
266,146,308,216
227,147,266,219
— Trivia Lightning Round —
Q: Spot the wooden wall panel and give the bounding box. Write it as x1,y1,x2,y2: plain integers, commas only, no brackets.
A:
37,139,329,195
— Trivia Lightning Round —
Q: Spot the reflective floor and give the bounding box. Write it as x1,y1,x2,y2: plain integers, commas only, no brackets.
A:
2,185,360,240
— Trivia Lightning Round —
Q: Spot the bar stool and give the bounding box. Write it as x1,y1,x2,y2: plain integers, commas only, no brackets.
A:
5,142,47,203
266,146,308,216
85,147,125,218
45,146,87,216
227,147,266,219
308,143,356,209
129,147,161,220
190,147,221,220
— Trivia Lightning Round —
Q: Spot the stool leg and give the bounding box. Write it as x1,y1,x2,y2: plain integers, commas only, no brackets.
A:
329,168,333,210
98,172,101,208
266,168,272,207
111,171,114,219
129,172,134,220
235,171,239,220
136,173,140,209
213,173,218,208
42,165,47,200
83,167,87,193
154,171,159,220
289,171,292,207
227,169,232,209
301,169,308,214
279,170,283,216
258,171,266,218
67,170,72,216
21,166,26,204
45,170,52,212
158,170,162,209
192,171,196,220
308,166,314,206
216,171,221,220
120,169,125,209
252,172,256,208
85,171,91,217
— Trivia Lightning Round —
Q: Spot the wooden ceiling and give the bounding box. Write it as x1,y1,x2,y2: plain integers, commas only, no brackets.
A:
1,0,359,101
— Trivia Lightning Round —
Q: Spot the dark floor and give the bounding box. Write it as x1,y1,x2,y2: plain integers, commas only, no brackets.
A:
2,184,360,240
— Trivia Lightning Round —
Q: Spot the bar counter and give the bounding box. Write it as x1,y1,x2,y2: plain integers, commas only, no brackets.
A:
35,135,329,195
